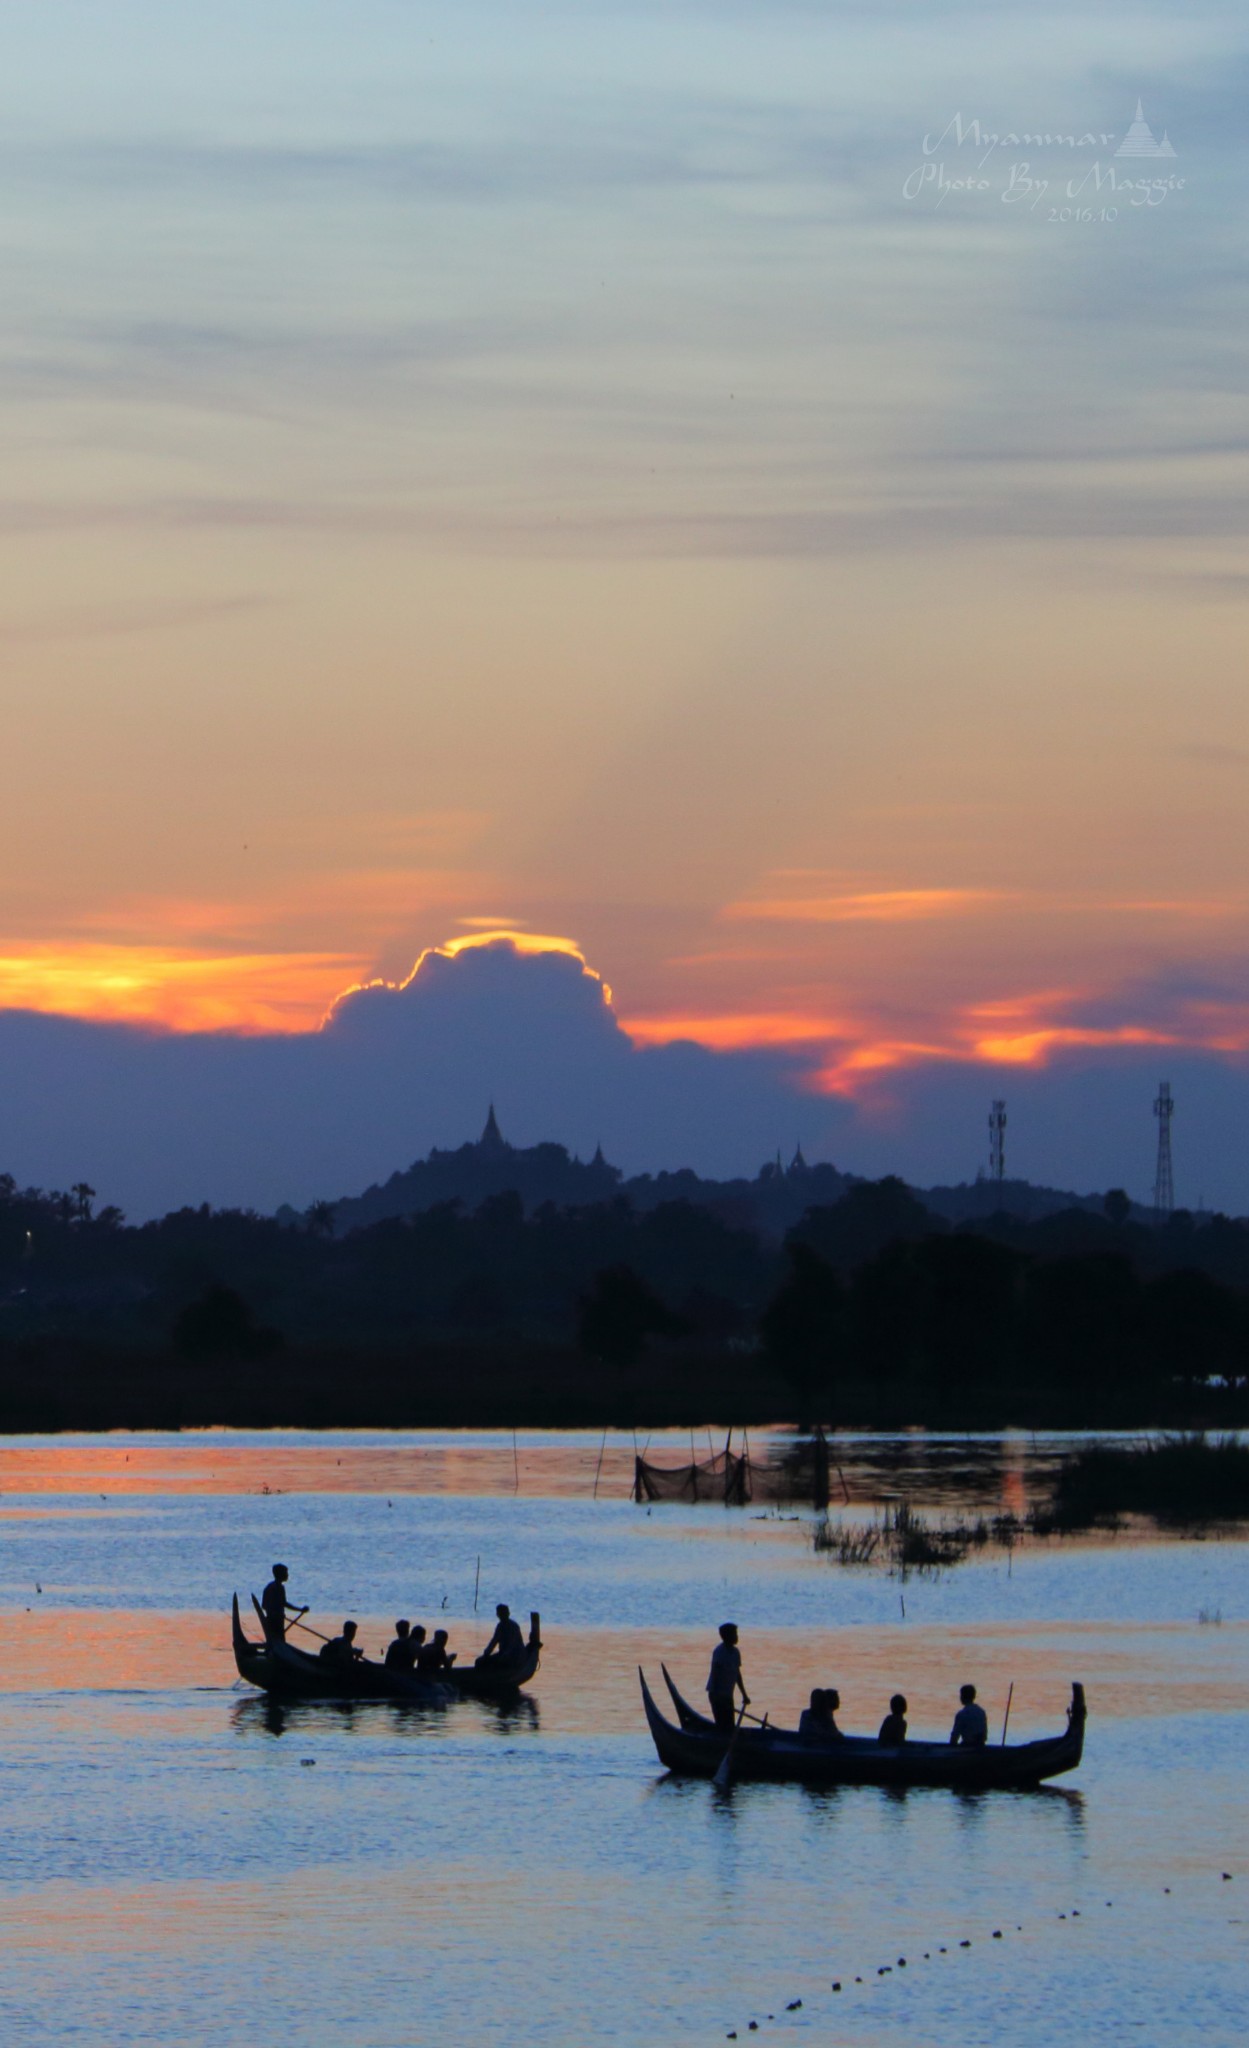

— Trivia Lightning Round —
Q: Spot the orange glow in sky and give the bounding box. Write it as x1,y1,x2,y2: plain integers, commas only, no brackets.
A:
620,1011,847,1050
969,1025,1176,1066
0,945,366,1034
1,927,1245,1105
725,887,1008,925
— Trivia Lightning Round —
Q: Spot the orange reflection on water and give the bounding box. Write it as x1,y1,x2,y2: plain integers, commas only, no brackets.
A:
2,1608,1244,1740
0,1433,645,1501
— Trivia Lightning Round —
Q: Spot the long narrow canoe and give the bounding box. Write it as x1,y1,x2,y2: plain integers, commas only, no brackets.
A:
231,1594,541,1703
641,1665,1085,1789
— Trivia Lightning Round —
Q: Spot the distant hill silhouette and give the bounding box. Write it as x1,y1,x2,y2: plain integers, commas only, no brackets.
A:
919,1176,1149,1226
304,1106,625,1230
4,1143,1243,1432
283,1110,1135,1237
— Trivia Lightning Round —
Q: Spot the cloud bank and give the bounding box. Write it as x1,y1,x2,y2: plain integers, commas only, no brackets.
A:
3,934,1248,1221
0,939,840,1219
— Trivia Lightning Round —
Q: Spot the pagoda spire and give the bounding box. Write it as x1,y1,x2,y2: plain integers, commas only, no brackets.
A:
479,1103,507,1153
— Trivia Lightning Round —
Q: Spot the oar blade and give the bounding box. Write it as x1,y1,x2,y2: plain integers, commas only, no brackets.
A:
712,1699,748,1790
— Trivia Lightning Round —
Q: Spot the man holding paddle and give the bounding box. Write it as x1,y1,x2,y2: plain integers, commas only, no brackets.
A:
706,1621,750,1733
260,1563,307,1644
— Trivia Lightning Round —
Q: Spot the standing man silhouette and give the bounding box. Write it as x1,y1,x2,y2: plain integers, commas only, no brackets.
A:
261,1563,306,1645
706,1622,749,1733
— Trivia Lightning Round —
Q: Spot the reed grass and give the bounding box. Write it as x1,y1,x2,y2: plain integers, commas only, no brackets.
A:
1039,1432,1249,1529
813,1500,1026,1576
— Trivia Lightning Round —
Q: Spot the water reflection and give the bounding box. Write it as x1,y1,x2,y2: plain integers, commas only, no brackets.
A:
0,1430,1242,2048
228,1690,539,1744
472,1693,540,1735
231,1694,451,1739
0,1424,1155,1515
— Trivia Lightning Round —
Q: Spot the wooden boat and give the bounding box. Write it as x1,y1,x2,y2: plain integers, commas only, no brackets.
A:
640,1665,1085,1789
231,1595,541,1703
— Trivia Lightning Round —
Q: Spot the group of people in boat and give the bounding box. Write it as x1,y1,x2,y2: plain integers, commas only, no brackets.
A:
706,1623,991,1748
260,1564,526,1673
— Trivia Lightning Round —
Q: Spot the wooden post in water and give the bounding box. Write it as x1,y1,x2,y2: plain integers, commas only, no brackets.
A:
813,1426,831,1512
592,1428,608,1499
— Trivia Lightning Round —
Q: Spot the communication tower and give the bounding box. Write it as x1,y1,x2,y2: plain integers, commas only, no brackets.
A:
988,1099,1006,1183
1153,1082,1175,1218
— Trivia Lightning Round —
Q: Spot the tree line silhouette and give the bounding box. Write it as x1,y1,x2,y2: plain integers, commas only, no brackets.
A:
1,1169,1246,1428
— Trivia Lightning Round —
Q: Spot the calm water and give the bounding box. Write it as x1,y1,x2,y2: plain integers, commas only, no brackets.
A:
0,1430,1244,2046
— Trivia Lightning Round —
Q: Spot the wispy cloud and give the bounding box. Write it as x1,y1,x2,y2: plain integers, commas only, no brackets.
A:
0,593,267,647
725,886,1007,925
621,1010,847,1050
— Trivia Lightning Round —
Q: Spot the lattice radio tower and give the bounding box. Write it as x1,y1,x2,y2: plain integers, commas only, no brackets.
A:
1153,1081,1175,1218
988,1099,1006,1183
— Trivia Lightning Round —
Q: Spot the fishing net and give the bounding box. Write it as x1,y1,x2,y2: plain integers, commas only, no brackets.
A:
633,1431,833,1509
633,1447,753,1505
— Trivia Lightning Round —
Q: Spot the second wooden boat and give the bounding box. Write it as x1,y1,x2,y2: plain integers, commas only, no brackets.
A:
642,1665,1085,1789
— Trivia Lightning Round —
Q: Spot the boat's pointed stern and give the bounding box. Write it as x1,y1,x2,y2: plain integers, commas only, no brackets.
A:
639,1668,690,1772
1069,1682,1087,1764
661,1663,705,1730
639,1669,671,1744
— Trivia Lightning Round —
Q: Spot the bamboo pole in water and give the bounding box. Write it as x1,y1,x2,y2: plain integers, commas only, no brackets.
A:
592,1428,608,1499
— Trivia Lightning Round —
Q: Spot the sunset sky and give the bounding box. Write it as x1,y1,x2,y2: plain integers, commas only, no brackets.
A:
3,3,1248,1211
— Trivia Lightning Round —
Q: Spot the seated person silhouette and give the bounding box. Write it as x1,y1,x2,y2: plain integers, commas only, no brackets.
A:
384,1620,418,1671
319,1619,363,1666
479,1603,524,1663
416,1627,454,1675
878,1694,908,1744
798,1687,844,1741
949,1683,989,1746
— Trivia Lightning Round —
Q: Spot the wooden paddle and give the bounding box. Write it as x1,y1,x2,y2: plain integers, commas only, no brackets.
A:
1000,1681,1015,1745
713,1698,749,1791
288,1613,332,1646
251,1591,321,1643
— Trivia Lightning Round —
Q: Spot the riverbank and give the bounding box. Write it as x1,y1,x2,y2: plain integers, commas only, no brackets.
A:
2,1338,1246,1432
